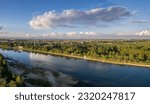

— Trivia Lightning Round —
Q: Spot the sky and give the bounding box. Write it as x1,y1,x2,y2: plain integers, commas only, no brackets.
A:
0,0,150,39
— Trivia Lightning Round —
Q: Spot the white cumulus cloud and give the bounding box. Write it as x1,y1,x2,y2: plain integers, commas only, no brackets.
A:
29,6,131,29
135,30,150,36
34,32,98,38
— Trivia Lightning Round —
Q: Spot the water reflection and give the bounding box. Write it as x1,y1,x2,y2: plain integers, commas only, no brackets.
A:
0,48,150,87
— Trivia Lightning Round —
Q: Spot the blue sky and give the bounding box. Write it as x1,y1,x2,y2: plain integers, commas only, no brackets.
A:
0,0,150,39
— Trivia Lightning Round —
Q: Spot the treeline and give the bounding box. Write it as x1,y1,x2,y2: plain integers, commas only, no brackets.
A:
0,39,150,64
0,54,23,87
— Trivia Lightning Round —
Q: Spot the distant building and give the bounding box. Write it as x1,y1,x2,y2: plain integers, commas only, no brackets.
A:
18,46,23,50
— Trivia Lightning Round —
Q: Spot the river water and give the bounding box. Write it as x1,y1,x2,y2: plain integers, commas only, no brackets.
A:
0,48,150,87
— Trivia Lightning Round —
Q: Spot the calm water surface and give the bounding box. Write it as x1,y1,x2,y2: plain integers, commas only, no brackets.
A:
0,48,150,87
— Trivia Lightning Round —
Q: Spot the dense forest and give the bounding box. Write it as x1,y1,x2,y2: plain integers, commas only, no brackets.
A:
0,54,23,87
0,39,150,65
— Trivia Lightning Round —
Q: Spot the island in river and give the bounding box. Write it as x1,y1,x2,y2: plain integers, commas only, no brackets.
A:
0,39,150,87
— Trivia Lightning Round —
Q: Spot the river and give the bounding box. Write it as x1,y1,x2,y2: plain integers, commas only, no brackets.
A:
0,48,150,87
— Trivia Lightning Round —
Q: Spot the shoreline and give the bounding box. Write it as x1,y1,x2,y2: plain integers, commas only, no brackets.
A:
0,46,150,68
36,51,150,68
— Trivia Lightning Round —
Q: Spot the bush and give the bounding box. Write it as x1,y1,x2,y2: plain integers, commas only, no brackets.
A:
7,80,17,87
0,78,7,87
0,54,24,87
15,75,23,86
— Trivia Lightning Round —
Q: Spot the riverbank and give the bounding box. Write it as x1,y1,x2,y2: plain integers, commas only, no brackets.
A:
0,46,150,68
32,51,150,68
0,53,24,87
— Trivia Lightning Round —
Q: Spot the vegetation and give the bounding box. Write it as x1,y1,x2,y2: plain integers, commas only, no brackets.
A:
0,54,24,87
0,39,150,66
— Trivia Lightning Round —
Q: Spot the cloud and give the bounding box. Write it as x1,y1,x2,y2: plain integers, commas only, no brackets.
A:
129,19,149,23
118,30,150,36
0,32,9,35
117,32,132,36
135,30,150,36
132,10,139,15
27,32,98,39
0,26,4,30
0,26,9,35
29,6,131,29
26,34,30,37
42,32,64,38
